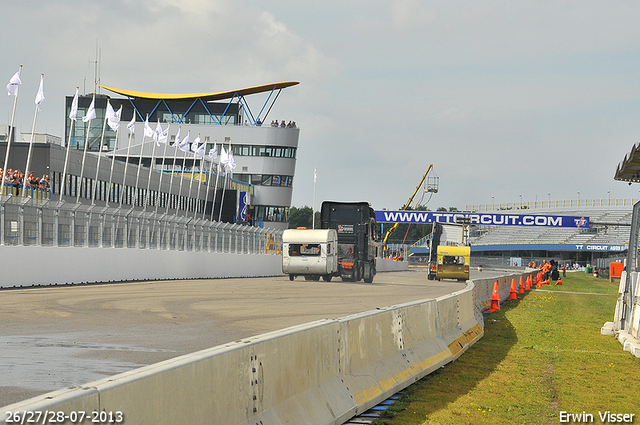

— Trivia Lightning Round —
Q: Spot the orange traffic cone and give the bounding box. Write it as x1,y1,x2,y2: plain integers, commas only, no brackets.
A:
509,278,518,300
536,275,542,288
488,280,501,312
518,276,524,294
524,275,531,291
543,279,550,285
556,279,563,285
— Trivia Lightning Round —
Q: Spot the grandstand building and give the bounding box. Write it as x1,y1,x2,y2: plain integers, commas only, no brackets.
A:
1,82,300,229
410,200,635,268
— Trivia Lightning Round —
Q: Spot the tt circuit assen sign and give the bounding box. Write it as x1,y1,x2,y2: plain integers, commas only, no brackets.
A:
375,211,590,228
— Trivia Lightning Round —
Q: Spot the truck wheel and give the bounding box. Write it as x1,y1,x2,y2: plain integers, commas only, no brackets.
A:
323,275,332,282
364,264,375,283
289,275,295,281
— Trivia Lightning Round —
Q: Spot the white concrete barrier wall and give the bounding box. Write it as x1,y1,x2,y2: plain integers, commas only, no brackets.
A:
376,258,409,272
0,247,407,288
0,246,283,287
1,271,534,425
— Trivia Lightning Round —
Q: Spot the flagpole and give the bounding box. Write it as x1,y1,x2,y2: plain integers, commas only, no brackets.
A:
22,73,45,198
133,115,149,208
91,111,109,205
312,166,317,229
155,124,170,214
59,87,78,202
176,130,190,215
218,142,231,222
119,125,134,208
105,117,121,207
165,127,180,215
1,65,22,200
211,161,221,221
144,121,160,210
186,134,199,216
203,143,216,221
193,135,205,219
77,94,96,204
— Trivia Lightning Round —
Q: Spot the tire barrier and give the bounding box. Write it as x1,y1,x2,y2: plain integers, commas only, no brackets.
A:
1,270,535,425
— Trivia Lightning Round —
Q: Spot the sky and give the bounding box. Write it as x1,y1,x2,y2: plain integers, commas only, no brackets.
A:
2,0,640,212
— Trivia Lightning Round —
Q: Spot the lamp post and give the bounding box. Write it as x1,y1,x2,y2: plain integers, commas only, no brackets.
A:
519,194,522,209
608,190,610,206
491,196,494,211
548,192,551,207
577,191,580,206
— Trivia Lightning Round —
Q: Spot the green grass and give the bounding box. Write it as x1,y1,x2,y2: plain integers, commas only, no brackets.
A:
378,272,638,425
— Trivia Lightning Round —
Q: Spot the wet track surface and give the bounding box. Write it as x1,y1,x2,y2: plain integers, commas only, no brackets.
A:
0,269,506,407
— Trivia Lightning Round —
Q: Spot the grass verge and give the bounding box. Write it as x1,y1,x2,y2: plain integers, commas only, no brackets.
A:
375,272,638,425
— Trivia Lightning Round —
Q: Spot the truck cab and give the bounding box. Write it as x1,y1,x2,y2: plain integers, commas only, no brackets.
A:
320,201,379,283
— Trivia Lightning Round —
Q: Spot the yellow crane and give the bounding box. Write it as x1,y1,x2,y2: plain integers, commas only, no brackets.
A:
382,164,437,245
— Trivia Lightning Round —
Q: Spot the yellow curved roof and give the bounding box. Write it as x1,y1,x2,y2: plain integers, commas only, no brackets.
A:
99,81,299,101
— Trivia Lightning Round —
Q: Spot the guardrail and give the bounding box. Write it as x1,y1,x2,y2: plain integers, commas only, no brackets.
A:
0,270,534,425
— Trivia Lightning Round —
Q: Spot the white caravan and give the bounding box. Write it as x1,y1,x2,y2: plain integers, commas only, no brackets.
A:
282,229,338,281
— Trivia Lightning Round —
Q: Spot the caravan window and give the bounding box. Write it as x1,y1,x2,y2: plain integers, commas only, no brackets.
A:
442,255,465,265
288,243,321,256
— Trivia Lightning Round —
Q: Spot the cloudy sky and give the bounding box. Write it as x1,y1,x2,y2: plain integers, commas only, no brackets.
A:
2,0,640,212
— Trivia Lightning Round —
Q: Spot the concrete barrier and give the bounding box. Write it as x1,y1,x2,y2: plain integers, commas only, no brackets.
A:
0,246,407,288
376,258,409,272
602,270,640,358
1,270,534,425
0,246,283,287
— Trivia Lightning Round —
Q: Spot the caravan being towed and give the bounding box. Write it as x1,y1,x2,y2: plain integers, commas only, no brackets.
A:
282,229,338,281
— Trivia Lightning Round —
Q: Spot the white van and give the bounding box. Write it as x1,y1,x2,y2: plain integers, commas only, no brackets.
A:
282,229,338,281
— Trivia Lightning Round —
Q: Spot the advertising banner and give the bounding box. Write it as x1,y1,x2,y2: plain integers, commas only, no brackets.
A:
375,210,589,228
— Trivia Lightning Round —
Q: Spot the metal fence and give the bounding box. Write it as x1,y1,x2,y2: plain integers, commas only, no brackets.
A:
0,193,283,255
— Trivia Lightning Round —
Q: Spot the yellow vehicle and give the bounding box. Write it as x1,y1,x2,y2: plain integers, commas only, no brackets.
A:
436,245,470,281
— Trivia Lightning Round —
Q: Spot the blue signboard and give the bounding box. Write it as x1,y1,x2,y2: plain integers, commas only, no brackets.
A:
237,192,248,223
411,243,625,254
375,210,590,228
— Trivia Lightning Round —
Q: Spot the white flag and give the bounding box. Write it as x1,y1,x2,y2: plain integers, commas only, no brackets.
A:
106,101,121,131
219,146,228,166
191,136,201,153
157,123,169,144
6,71,21,96
83,95,96,122
208,143,218,160
178,132,190,152
35,75,45,111
226,151,237,178
69,88,79,121
126,112,136,133
173,128,181,147
196,142,205,157
153,121,162,145
143,117,155,138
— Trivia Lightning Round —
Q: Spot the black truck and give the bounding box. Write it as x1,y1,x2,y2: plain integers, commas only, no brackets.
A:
320,201,379,283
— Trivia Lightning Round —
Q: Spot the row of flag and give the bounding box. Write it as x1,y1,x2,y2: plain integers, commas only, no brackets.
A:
4,66,238,214
66,89,235,171
6,69,45,111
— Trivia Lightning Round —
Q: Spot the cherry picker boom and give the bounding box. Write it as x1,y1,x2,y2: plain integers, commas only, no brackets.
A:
382,165,438,245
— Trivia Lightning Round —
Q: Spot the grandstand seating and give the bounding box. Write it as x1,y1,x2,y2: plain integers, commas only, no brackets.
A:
464,206,632,248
